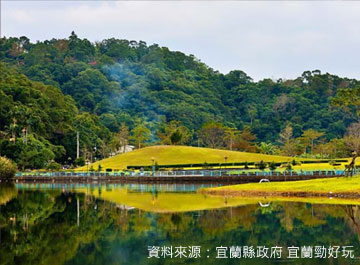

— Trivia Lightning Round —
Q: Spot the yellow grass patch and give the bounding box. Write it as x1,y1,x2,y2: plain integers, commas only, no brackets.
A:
77,145,297,171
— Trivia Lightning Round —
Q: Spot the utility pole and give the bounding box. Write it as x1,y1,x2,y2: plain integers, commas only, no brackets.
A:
76,131,80,159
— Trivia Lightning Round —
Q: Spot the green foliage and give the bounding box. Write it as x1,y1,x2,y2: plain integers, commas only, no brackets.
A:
75,157,85,166
256,160,267,170
46,161,61,171
154,161,159,171
202,162,211,170
259,142,277,155
0,62,110,168
130,124,151,148
269,161,277,171
199,122,225,149
0,136,56,170
157,120,190,145
1,34,360,168
3,34,356,144
244,162,249,169
286,163,293,171
0,156,17,179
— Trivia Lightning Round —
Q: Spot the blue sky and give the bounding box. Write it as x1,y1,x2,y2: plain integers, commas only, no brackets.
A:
2,1,360,81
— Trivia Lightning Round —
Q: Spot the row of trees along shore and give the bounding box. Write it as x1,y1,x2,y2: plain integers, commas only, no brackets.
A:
1,33,360,170
106,119,360,159
2,119,359,172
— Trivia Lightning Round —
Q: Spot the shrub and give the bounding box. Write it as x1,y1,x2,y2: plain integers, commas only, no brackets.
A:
244,162,249,169
286,163,292,171
269,161,277,171
155,162,159,170
257,160,267,170
0,157,17,179
202,162,211,170
46,161,61,171
75,157,85,166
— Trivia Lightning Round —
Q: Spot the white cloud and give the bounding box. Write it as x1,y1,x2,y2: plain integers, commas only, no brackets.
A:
2,1,360,80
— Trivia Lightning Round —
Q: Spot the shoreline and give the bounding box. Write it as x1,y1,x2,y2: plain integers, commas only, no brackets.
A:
200,189,360,199
9,173,341,184
200,176,360,199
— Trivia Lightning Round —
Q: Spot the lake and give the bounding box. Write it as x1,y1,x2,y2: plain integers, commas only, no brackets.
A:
0,182,359,265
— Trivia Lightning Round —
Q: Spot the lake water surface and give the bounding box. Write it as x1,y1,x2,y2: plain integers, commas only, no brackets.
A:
0,183,359,265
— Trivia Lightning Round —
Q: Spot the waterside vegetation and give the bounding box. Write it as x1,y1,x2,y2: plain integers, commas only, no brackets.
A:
0,156,17,179
201,176,360,198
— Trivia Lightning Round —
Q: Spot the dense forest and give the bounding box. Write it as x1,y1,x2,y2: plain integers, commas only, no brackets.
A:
1,32,359,169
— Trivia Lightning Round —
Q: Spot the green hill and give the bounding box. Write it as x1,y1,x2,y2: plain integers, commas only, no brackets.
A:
77,145,293,170
2,34,358,144
1,34,358,169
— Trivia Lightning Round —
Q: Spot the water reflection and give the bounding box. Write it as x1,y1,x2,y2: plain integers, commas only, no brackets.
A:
15,183,223,193
0,183,360,264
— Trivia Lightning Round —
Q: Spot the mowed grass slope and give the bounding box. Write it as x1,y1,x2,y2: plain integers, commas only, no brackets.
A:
77,145,293,170
202,176,360,197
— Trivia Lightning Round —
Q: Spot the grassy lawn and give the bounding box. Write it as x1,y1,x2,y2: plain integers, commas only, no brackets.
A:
202,176,360,197
76,145,295,171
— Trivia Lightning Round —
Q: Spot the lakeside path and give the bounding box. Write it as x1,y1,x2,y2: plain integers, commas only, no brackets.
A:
200,176,360,199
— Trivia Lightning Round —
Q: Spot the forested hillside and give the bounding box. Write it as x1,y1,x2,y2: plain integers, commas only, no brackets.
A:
1,32,359,168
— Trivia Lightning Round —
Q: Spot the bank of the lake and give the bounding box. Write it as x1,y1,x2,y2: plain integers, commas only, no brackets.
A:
201,176,360,199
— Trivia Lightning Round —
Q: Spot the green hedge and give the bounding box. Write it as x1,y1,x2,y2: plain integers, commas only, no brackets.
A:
126,159,349,170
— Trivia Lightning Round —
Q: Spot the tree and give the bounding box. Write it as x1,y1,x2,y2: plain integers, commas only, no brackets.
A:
130,124,151,149
258,142,277,155
301,129,325,153
279,124,293,145
111,124,130,153
313,138,350,158
247,106,258,125
0,157,17,179
198,122,225,149
233,127,257,152
223,127,240,151
157,120,190,145
333,86,360,117
344,122,360,153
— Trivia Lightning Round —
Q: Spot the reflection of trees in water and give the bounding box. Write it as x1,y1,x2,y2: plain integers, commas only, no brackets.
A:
277,203,329,232
2,189,360,265
197,205,258,237
0,184,16,206
0,191,120,265
342,205,360,241
157,213,193,238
